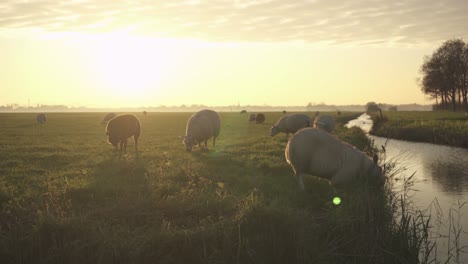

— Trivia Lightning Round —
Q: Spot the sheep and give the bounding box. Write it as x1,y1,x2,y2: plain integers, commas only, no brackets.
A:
183,109,221,152
143,111,147,115
313,115,335,133
255,113,265,124
248,113,256,122
101,112,116,125
106,114,140,152
36,113,47,124
270,113,312,137
285,128,384,190
240,110,247,114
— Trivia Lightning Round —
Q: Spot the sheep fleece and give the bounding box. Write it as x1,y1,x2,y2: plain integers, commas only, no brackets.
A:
313,115,335,133
185,110,221,147
285,128,383,188
106,114,140,147
271,114,312,136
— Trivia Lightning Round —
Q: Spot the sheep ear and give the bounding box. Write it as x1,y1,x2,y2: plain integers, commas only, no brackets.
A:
373,153,379,164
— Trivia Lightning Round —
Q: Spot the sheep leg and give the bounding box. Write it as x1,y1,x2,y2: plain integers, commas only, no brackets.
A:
213,137,216,147
204,140,208,151
134,135,139,151
123,139,128,152
296,172,306,191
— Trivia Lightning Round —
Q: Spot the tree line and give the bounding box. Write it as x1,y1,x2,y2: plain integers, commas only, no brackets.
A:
420,39,468,112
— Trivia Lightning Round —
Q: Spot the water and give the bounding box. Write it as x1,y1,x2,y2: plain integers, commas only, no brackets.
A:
347,114,468,263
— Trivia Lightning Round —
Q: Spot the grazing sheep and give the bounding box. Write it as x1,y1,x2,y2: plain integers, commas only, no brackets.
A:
255,113,265,124
36,113,47,124
285,128,384,190
282,110,287,114
313,115,335,133
240,110,247,114
248,113,256,122
270,113,312,137
101,112,116,125
336,110,341,116
183,109,221,152
106,114,140,152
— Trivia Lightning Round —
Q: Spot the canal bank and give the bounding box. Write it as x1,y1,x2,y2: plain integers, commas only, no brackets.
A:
347,113,468,263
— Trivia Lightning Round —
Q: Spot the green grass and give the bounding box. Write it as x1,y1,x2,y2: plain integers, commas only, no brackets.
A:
0,111,434,263
370,111,468,148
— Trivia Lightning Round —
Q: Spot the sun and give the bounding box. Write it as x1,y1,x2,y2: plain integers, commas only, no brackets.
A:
88,32,176,99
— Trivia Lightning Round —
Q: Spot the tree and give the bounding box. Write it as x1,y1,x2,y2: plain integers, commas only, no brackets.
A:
420,39,468,111
366,102,383,119
366,102,380,113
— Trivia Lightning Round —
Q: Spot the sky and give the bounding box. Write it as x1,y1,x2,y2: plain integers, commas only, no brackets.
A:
1,0,467,108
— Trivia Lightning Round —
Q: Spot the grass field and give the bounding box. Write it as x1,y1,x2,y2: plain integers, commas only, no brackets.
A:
370,111,468,148
0,111,433,263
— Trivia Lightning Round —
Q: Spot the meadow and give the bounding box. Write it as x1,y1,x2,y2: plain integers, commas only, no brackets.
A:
370,111,468,148
0,112,432,263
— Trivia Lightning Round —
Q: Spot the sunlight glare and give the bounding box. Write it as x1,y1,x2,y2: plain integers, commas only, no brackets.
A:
88,32,179,101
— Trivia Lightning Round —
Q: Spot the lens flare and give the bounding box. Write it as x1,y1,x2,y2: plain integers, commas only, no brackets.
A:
333,197,341,205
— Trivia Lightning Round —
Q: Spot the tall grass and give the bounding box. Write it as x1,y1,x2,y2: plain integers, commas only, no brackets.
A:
370,111,468,148
0,112,450,263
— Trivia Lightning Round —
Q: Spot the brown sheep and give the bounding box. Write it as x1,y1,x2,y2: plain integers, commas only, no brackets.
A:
36,113,47,124
255,113,265,124
106,114,140,152
183,109,221,152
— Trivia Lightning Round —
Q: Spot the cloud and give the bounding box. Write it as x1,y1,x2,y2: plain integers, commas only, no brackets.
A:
0,0,467,45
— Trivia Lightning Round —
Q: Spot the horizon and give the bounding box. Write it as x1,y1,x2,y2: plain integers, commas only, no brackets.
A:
0,101,432,113
2,0,468,107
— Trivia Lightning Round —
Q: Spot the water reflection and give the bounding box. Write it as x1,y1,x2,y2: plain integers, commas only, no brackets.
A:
346,113,468,261
345,113,373,133
347,114,468,198
370,135,468,197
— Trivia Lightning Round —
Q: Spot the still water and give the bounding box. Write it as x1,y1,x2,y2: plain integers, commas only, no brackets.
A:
347,114,468,263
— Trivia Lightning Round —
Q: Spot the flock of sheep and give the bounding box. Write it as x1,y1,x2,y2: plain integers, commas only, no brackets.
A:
35,110,384,190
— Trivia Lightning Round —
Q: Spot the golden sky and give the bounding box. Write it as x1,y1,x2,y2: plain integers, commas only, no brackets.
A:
1,0,467,107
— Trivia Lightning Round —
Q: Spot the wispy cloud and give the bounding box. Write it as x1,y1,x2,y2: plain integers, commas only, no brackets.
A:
1,0,467,45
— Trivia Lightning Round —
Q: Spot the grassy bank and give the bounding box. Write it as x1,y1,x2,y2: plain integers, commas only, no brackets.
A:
0,112,432,263
370,111,468,149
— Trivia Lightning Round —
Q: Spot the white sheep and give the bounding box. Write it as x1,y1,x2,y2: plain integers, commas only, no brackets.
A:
36,113,47,124
313,115,335,133
270,113,312,137
183,109,221,152
285,128,384,190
